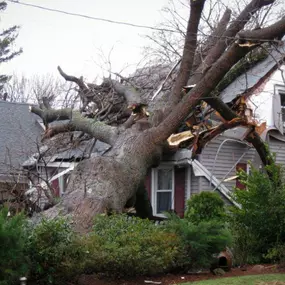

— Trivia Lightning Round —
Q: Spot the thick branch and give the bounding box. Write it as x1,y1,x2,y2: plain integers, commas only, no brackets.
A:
57,66,88,91
106,79,141,105
192,8,232,72
193,118,274,167
154,19,285,144
194,118,249,154
188,0,275,85
245,131,274,166
153,44,252,142
43,123,75,139
170,0,206,106
238,17,285,41
30,106,119,145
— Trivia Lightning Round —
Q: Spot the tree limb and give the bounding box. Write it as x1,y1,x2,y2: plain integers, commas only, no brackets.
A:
154,18,285,145
192,8,232,72
169,0,206,106
43,123,75,139
188,0,275,85
105,79,142,105
57,66,88,91
237,17,285,41
30,106,119,145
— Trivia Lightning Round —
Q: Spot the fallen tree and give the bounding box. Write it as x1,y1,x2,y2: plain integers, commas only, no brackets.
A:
30,0,285,231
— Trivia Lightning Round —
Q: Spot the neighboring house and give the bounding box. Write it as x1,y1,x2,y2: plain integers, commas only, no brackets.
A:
0,100,42,204
23,43,285,217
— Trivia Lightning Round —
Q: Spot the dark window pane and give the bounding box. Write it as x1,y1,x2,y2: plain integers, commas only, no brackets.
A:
157,192,172,214
280,93,285,107
157,169,172,190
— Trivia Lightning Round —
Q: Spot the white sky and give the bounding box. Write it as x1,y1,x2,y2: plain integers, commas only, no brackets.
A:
1,0,171,81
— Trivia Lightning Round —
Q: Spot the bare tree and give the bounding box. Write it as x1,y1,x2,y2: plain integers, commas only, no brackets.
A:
29,0,285,231
3,74,78,108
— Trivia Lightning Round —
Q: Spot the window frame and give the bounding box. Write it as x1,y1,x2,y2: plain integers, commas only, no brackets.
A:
151,165,175,217
276,85,285,129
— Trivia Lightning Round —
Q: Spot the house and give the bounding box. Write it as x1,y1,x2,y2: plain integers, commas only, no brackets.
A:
23,42,285,217
0,100,42,205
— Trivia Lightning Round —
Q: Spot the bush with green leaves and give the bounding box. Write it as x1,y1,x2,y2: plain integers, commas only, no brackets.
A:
0,207,28,285
27,218,85,284
164,213,231,269
83,214,182,277
185,192,226,224
230,163,285,264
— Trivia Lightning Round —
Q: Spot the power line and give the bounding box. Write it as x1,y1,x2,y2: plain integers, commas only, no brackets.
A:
6,1,285,45
7,0,179,33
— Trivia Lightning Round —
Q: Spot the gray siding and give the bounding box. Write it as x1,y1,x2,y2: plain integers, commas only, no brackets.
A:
269,136,285,165
190,168,200,194
199,135,259,192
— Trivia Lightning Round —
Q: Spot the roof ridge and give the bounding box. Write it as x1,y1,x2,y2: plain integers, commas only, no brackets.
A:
0,100,35,106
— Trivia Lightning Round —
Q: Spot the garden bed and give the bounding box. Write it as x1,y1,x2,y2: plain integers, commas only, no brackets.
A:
77,265,285,285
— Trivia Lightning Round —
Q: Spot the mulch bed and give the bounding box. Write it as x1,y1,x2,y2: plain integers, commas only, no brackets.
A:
76,265,285,285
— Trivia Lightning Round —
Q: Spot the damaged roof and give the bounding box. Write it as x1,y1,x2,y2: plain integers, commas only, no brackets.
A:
23,131,111,168
220,45,285,103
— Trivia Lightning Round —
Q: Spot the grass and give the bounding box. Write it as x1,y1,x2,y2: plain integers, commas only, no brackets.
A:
181,274,285,285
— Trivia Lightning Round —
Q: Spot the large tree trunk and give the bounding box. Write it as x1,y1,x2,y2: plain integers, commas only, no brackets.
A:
44,130,161,231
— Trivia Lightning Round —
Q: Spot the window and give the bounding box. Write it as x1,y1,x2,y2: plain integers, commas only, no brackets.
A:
280,92,285,123
152,166,174,216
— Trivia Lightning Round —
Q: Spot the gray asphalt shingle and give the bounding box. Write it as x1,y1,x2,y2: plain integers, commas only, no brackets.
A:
0,100,42,180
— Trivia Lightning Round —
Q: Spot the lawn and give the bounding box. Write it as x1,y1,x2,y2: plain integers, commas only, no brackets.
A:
181,274,285,285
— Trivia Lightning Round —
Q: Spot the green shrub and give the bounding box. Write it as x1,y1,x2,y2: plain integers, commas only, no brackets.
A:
164,214,231,269
229,163,285,264
0,207,28,285
27,218,85,284
185,192,226,224
84,214,182,277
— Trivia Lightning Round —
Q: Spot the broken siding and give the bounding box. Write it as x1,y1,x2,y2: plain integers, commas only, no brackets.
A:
200,135,257,191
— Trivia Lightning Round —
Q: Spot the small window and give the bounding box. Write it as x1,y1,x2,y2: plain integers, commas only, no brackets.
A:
280,92,285,122
152,167,174,216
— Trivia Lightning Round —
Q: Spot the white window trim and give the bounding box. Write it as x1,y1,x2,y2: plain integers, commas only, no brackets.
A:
151,165,175,217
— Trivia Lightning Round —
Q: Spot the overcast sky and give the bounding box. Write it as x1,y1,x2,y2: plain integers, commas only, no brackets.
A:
1,0,172,81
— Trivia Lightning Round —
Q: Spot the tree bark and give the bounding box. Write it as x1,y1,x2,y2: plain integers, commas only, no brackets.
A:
169,0,206,106
30,106,119,145
44,130,161,231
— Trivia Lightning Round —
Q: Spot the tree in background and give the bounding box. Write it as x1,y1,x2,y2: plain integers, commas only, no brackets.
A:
0,1,22,98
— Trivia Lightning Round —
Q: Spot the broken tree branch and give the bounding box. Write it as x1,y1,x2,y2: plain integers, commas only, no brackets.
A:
154,18,285,151
30,106,119,145
57,66,88,91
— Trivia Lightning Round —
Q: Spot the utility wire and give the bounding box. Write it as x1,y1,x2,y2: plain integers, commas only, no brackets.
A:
7,0,285,47
6,0,284,44
7,0,179,33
